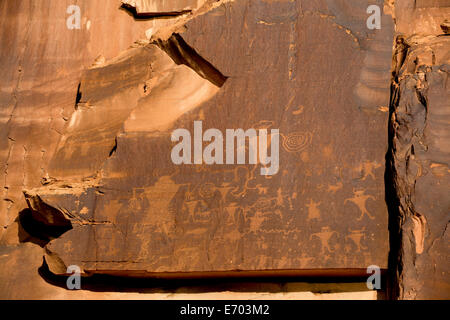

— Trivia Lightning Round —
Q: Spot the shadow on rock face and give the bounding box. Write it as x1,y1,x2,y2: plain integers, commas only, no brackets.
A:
17,208,72,247
37,256,386,299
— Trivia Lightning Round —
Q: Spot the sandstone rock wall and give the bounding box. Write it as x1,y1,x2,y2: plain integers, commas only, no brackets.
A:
0,0,448,299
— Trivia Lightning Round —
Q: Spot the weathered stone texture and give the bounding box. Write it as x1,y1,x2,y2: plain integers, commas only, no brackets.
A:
389,34,450,299
386,0,450,300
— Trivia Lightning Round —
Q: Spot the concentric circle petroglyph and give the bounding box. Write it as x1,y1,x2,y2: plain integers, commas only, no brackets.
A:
282,132,312,153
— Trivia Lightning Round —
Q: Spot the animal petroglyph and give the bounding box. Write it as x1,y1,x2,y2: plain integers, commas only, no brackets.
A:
284,100,304,116
252,120,276,130
327,181,343,194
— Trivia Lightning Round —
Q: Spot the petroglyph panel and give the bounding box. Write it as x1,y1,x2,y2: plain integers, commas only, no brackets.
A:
23,0,393,275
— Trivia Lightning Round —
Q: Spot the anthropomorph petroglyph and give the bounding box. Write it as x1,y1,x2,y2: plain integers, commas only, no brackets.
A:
344,190,376,220
345,228,368,252
306,199,321,221
310,227,337,254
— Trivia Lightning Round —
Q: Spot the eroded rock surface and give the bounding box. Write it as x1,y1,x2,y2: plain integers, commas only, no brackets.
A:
388,36,450,300
384,0,450,300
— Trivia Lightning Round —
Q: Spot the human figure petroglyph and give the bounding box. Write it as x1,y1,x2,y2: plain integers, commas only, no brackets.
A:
276,188,284,207
310,227,337,254
230,166,253,197
354,160,381,181
345,228,368,252
298,255,314,268
344,190,376,220
306,199,321,221
198,182,216,199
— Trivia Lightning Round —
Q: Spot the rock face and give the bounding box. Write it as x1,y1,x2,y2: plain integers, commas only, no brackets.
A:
22,0,393,277
384,0,450,300
0,0,448,299
0,0,158,241
388,35,450,300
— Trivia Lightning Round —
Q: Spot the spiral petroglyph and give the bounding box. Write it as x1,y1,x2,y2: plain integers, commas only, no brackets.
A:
281,132,312,153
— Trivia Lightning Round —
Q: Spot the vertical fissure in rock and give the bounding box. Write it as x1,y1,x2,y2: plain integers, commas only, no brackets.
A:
74,82,82,110
385,34,409,300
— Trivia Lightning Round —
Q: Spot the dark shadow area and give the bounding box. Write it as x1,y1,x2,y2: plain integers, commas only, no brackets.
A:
154,33,228,87
384,68,403,301
108,137,118,157
119,3,190,20
17,208,72,247
38,257,386,296
74,82,82,110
